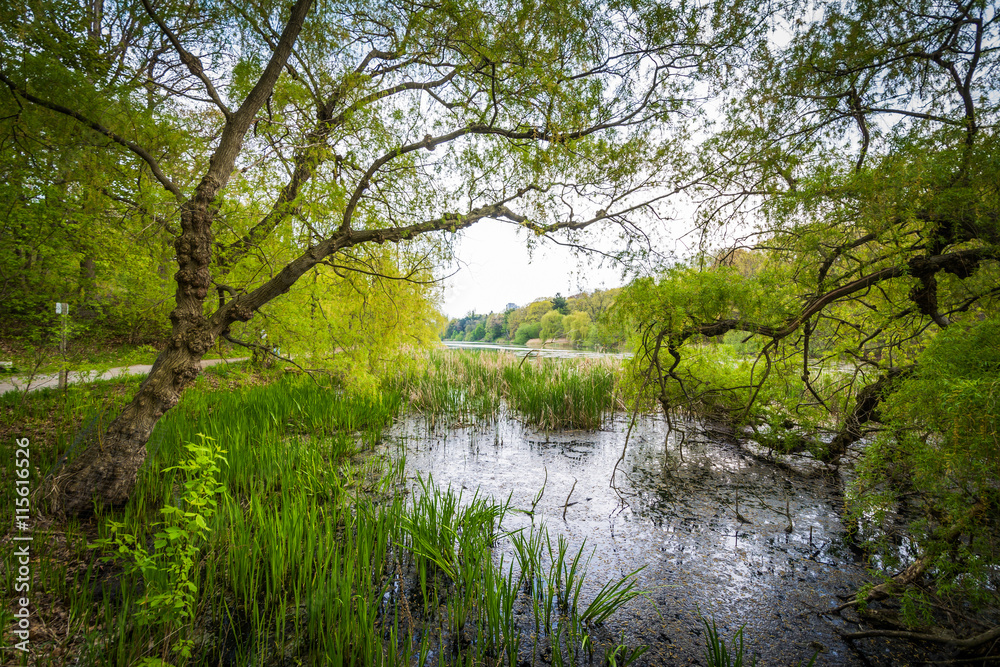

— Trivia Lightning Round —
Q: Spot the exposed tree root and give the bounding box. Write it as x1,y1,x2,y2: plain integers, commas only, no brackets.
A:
830,556,931,614
842,624,1000,650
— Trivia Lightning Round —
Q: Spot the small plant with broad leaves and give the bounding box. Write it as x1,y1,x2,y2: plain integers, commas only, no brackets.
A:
91,434,228,661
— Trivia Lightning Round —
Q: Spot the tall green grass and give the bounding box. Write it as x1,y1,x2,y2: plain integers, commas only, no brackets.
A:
394,349,623,429
505,359,620,430
700,616,819,667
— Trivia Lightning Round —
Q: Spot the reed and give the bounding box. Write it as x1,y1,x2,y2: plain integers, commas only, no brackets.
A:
505,357,620,430
702,617,756,667
395,349,624,429
507,522,648,665
701,616,818,667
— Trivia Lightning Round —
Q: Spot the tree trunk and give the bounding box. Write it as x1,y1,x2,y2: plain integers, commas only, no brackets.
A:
51,345,205,516
52,200,218,516
25,0,315,517
824,366,911,462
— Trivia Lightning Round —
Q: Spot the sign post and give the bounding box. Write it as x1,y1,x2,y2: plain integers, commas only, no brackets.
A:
56,303,69,390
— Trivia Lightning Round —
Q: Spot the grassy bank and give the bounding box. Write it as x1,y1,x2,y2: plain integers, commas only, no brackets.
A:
1,356,645,666
0,339,248,378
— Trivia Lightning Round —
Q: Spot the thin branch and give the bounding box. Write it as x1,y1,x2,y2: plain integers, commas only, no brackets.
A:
0,72,184,200
222,332,318,384
842,624,1000,650
139,0,232,120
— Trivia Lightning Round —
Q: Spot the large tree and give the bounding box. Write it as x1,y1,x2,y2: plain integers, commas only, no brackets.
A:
623,0,999,456
1,0,722,514
617,0,1000,645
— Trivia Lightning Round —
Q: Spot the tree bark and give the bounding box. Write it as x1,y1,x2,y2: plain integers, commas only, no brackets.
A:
51,344,206,516
823,366,911,462
45,0,315,517
53,199,221,516
27,0,649,515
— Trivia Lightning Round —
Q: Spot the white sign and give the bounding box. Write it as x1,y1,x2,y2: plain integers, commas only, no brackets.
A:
55,302,68,315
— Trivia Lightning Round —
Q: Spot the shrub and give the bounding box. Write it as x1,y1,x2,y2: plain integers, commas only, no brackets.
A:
514,321,542,345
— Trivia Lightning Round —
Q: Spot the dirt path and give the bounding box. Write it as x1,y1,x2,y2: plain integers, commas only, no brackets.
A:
0,357,248,395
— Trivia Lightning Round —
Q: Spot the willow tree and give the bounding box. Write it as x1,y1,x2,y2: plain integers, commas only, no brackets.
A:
622,0,998,449
0,0,725,514
617,0,1000,646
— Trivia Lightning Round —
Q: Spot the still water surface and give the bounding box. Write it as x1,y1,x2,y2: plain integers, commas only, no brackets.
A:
441,340,630,360
392,411,932,665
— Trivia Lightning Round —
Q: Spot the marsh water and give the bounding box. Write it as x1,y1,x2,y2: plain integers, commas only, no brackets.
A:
391,411,933,666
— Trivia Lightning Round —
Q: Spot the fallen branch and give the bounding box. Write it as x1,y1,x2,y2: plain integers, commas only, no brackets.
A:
563,477,578,521
843,624,1000,650
830,555,931,614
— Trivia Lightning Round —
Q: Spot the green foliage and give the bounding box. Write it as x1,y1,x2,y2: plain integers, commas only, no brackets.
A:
540,309,566,342
700,615,819,667
551,293,570,315
615,264,832,447
851,316,1000,611
563,311,591,346
613,1,999,623
515,321,543,345
444,291,624,349
509,522,647,664
92,435,228,660
615,262,799,342
2,0,689,390
471,321,487,341
605,639,649,667
900,588,934,628
702,617,756,667
21,364,647,664
229,255,444,392
505,357,620,429
395,349,621,429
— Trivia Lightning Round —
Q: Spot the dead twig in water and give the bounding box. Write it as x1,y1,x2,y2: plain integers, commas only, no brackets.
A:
612,376,650,492
530,466,548,516
518,349,539,369
563,477,578,521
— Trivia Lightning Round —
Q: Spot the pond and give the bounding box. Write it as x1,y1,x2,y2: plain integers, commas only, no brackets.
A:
391,411,942,665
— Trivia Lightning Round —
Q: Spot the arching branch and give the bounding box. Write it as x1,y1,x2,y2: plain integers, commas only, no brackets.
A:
139,0,232,120
0,72,184,200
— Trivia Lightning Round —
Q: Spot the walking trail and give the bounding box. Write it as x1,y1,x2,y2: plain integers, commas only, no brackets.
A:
0,358,247,395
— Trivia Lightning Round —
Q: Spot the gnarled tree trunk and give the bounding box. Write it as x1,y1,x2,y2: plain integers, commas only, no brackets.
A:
51,344,208,516
42,0,315,517
53,198,220,516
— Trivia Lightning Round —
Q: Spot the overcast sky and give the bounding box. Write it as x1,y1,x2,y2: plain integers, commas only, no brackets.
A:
439,219,632,319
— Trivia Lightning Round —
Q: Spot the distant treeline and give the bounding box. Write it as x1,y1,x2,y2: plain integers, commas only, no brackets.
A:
442,289,626,348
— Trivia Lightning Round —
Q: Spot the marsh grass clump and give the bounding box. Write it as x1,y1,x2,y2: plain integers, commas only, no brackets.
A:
396,349,623,430
508,523,647,666
505,357,621,430
702,617,756,667
398,349,508,420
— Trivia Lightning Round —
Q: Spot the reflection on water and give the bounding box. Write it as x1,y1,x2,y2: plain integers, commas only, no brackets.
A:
391,413,932,666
